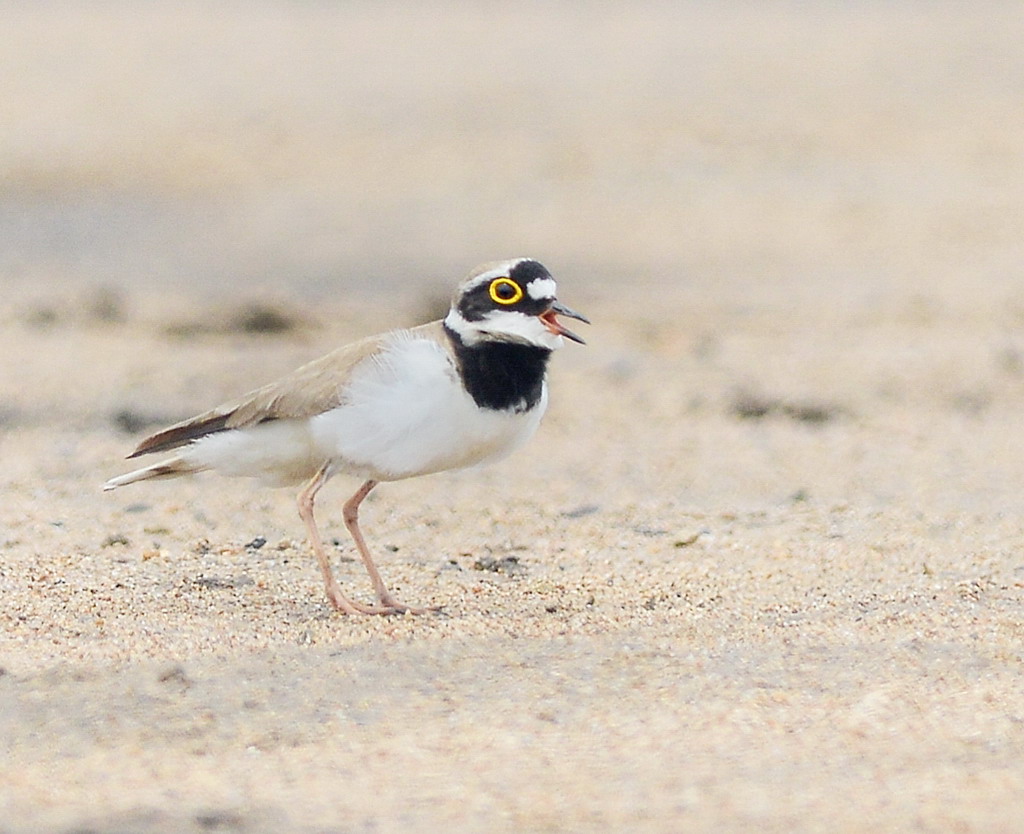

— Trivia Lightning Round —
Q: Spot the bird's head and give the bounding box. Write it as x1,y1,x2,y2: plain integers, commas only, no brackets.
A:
444,258,589,350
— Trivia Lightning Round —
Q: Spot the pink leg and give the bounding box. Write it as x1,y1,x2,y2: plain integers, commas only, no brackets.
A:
296,466,392,615
343,479,437,614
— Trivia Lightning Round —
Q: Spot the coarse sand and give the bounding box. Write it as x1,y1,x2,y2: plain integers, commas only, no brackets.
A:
2,3,1023,832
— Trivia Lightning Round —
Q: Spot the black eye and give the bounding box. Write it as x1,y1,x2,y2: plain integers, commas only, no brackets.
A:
489,278,524,305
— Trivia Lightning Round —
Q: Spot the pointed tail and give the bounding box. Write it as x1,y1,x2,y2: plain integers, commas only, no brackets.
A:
102,455,205,491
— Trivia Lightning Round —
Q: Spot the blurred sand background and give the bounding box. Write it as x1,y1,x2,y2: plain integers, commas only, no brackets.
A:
2,2,1024,832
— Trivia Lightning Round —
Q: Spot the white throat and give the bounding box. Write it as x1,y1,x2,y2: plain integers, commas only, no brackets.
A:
444,308,564,350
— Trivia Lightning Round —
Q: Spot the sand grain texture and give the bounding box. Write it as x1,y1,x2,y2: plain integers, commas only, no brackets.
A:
1,3,1023,832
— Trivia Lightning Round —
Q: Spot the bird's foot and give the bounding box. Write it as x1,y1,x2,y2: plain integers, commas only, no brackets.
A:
375,593,443,616
325,583,439,616
325,585,392,615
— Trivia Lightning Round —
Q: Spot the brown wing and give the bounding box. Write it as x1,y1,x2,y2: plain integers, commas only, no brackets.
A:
127,321,449,458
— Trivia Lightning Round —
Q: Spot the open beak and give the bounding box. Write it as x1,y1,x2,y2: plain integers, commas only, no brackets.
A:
539,300,590,345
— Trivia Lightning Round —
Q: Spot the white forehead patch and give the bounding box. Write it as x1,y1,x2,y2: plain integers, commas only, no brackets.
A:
527,277,557,300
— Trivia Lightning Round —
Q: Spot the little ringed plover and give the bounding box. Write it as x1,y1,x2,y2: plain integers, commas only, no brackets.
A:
104,258,588,615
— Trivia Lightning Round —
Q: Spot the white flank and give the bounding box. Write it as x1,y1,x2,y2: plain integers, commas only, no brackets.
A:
310,333,547,480
183,420,322,487
157,331,547,487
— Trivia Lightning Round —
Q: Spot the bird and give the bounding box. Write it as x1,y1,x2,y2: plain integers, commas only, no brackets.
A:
104,258,588,615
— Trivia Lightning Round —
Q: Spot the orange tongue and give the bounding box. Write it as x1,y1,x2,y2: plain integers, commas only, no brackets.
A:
540,309,586,344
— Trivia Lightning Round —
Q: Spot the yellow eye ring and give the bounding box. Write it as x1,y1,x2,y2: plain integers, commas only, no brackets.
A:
489,278,524,305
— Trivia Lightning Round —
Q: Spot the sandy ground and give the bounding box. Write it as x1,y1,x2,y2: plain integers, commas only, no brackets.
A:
2,3,1024,832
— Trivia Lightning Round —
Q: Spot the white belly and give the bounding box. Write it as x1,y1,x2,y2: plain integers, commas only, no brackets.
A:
311,335,547,480
183,333,547,485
